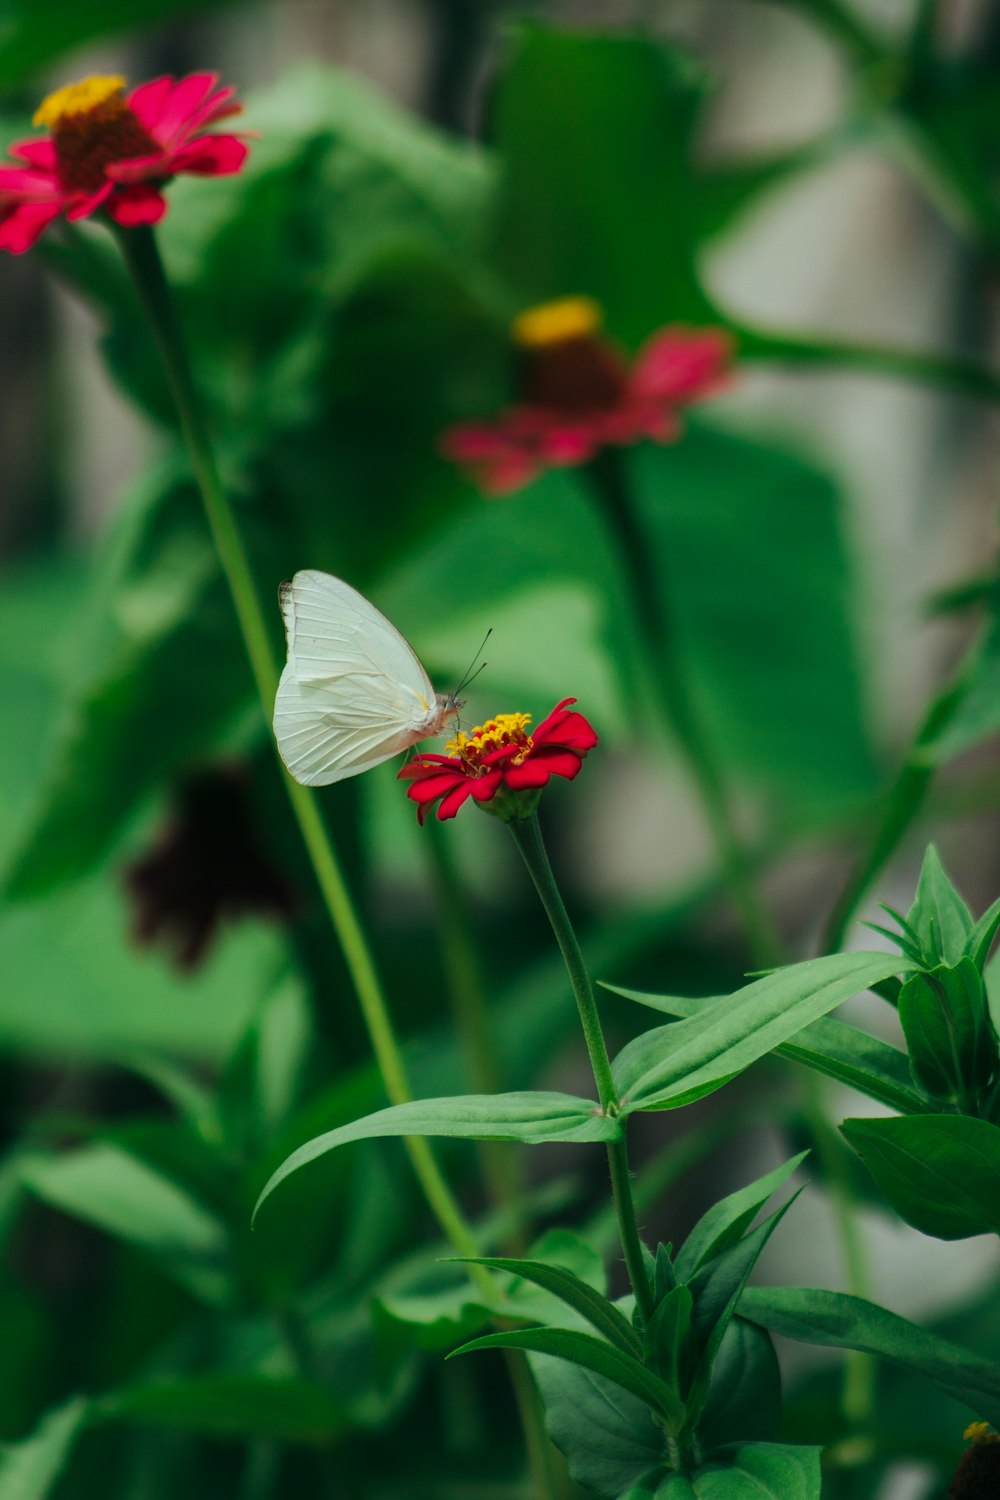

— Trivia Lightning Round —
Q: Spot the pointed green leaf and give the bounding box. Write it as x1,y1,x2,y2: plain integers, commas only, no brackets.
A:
841,1113,1000,1239
739,1285,1000,1422
615,987,928,1116
695,1319,781,1453
644,1285,694,1395
20,1145,229,1304
452,1328,685,1428
898,960,992,1102
674,1154,806,1282
906,845,974,966
452,1256,641,1357
968,894,1000,973
255,1091,618,1219
0,1397,90,1500
609,953,911,1111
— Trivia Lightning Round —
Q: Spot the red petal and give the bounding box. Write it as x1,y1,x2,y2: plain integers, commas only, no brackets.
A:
10,139,57,170
148,73,220,144
629,326,734,406
437,782,476,820
469,771,503,803
169,134,248,176
503,760,553,790
0,201,63,252
126,76,175,132
107,185,167,226
65,183,113,220
404,770,464,804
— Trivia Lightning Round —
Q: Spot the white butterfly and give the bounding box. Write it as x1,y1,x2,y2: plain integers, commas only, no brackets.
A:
273,570,462,787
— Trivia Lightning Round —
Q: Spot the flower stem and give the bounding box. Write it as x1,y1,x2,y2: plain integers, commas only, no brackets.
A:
113,223,487,1282
822,633,980,953
508,813,654,1323
586,449,780,968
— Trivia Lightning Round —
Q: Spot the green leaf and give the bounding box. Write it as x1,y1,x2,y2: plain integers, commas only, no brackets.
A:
620,1443,821,1498
695,1320,781,1453
0,876,282,1063
898,960,993,1102
491,25,715,342
20,1144,229,1303
686,1195,801,1410
643,1285,694,1396
255,1092,618,1220
3,469,250,898
683,1443,821,1498
674,1155,807,1281
968,894,1000,973
609,953,911,1111
905,845,975,967
739,1284,1000,1422
617,988,928,1116
0,1396,90,1500
841,1114,1000,1240
451,1328,685,1428
453,1257,641,1357
529,1356,667,1498
106,1376,346,1444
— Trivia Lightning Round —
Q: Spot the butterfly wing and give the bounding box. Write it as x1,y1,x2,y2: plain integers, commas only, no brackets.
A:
274,570,440,787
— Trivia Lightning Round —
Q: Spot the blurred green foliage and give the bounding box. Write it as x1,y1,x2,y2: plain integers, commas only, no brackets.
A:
2,3,1000,1498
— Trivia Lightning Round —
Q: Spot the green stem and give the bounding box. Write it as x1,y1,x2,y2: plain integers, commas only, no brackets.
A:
508,813,654,1323
586,450,780,968
736,324,1000,403
822,632,981,953
425,822,526,1247
113,223,488,1285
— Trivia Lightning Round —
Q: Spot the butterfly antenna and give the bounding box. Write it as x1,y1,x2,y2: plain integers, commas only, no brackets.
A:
453,628,492,701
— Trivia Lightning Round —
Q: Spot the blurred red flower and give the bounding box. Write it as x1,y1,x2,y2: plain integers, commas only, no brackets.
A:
0,72,248,254
399,699,597,823
440,296,733,495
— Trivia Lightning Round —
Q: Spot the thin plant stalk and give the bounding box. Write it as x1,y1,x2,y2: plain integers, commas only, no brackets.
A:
586,449,780,968
508,813,655,1323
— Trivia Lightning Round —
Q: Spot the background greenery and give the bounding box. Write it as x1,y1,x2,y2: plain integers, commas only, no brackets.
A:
2,1,1000,1496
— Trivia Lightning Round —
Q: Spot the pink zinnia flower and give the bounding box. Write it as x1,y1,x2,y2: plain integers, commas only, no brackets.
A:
399,699,598,823
0,72,248,254
440,297,734,496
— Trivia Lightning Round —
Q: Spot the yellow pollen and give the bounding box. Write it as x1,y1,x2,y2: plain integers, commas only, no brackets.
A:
448,712,533,770
34,75,128,129
512,296,603,350
965,1423,999,1444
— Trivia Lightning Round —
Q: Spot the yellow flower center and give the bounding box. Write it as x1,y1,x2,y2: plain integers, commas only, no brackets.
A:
33,75,128,128
32,74,159,194
512,296,603,350
447,712,534,772
965,1423,1000,1445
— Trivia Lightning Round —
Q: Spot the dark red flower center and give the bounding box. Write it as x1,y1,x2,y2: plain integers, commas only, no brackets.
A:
34,76,159,193
512,296,627,414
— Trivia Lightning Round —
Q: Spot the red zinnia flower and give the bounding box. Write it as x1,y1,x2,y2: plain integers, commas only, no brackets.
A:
0,72,248,254
399,699,597,823
440,297,734,496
